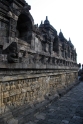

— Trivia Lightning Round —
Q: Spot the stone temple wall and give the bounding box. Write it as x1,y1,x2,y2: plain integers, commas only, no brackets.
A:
0,0,78,123
0,69,78,123
0,69,78,114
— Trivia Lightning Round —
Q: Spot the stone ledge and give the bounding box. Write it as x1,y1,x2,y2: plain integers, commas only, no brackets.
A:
0,62,78,70
0,71,77,82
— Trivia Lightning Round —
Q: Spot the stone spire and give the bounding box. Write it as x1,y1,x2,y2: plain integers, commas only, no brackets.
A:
44,16,50,24
46,16,48,20
41,20,43,24
39,20,44,28
59,29,64,40
69,37,71,42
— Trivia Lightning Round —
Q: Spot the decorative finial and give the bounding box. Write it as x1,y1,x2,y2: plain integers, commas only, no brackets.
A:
69,37,71,41
46,16,48,20
41,21,43,24
60,29,61,32
44,16,50,24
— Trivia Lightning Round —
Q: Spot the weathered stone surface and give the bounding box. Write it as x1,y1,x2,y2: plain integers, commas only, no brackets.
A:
0,0,77,68
0,70,79,123
0,0,79,124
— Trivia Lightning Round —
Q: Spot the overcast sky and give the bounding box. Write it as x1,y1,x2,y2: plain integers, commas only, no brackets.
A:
26,0,83,64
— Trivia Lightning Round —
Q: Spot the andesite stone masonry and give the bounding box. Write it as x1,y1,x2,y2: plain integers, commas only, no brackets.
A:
0,0,78,123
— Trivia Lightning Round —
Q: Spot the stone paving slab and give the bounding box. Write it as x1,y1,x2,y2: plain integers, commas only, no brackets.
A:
25,82,83,124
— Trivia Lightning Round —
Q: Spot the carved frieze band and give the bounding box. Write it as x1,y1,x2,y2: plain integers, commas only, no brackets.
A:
0,71,78,114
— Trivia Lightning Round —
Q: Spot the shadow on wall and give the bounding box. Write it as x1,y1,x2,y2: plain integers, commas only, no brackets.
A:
16,13,32,44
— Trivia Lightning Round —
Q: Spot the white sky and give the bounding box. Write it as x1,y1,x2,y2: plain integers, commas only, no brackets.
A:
26,0,83,64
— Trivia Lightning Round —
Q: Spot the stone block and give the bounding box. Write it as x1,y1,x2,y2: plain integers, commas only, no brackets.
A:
7,118,18,124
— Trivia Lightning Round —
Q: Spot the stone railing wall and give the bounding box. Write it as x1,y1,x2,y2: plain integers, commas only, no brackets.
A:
0,69,78,116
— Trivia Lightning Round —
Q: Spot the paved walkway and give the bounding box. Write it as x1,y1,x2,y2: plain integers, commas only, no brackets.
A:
27,82,83,124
